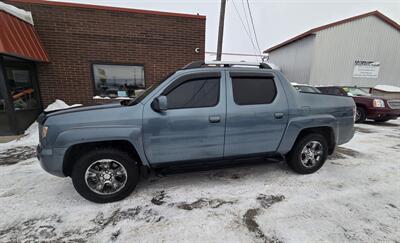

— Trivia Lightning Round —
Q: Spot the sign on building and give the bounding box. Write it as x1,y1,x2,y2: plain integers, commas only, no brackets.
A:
353,60,380,78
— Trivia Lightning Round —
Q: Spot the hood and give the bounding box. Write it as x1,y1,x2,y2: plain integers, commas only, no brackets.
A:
352,95,388,101
37,103,122,124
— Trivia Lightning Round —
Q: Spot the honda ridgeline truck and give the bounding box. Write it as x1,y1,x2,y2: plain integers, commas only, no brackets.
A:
37,61,355,203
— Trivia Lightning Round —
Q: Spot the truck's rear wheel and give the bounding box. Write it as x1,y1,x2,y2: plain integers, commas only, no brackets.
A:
287,134,328,174
71,148,139,203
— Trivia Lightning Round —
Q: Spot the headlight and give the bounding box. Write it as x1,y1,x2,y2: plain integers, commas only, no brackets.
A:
373,99,385,108
41,126,48,139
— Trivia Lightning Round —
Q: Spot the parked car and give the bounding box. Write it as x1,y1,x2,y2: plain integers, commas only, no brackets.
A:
317,86,400,123
291,83,322,93
37,61,355,203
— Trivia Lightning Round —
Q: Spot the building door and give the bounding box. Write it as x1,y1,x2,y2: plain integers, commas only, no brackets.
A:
1,55,42,134
0,80,13,135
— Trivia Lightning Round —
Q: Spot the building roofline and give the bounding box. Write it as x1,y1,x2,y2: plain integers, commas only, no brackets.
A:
8,0,206,20
264,10,399,53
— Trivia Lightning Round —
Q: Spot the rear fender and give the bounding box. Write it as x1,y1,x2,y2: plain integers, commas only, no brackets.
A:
277,115,338,154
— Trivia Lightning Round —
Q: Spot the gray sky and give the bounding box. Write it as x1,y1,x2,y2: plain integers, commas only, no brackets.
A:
52,0,400,61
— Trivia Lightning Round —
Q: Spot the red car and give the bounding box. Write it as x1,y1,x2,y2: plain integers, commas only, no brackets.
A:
317,86,400,123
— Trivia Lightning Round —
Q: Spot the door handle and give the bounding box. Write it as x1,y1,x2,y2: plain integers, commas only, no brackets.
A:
209,115,221,123
274,112,284,119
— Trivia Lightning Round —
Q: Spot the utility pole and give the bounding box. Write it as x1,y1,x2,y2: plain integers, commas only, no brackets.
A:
216,0,227,61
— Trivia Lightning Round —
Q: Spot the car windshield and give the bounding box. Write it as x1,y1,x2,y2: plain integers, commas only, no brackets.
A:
294,85,321,93
122,71,176,106
342,87,371,97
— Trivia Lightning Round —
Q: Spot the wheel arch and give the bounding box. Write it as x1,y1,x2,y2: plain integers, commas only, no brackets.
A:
293,127,336,155
277,115,338,155
63,140,144,177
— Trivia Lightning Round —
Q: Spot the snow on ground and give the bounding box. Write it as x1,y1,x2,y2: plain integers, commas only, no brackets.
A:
0,117,399,242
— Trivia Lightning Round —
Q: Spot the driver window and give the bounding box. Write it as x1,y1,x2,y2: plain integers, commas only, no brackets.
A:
165,78,220,109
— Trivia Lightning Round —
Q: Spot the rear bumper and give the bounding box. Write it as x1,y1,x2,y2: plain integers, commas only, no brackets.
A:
366,108,400,120
37,144,66,177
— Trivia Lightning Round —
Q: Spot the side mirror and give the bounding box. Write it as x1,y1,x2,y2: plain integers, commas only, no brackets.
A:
151,96,168,112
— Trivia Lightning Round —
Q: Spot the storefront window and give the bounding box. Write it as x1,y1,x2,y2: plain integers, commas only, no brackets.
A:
5,68,39,110
92,64,145,98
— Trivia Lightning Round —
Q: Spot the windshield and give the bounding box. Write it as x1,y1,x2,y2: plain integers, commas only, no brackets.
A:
294,85,321,93
342,87,371,97
123,71,176,106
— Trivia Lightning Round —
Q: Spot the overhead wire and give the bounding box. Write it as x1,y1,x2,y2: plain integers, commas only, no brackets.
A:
245,0,262,56
230,0,260,61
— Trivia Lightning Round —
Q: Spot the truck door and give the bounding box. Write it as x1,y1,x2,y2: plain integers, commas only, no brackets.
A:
142,71,226,165
224,71,288,157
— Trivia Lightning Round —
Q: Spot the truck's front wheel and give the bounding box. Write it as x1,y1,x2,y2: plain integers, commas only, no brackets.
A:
287,134,328,174
71,148,139,203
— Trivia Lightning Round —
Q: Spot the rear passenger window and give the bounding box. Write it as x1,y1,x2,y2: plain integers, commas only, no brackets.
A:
231,77,276,105
166,78,220,109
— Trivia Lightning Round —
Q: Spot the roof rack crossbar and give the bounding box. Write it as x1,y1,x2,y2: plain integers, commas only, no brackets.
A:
182,61,271,70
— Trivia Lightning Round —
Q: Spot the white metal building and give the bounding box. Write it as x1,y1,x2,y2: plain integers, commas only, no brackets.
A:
264,11,400,87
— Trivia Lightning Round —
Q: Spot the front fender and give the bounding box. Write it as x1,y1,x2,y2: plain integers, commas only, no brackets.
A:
277,115,338,154
54,125,149,166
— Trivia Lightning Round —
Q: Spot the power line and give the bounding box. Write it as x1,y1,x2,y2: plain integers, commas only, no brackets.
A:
241,0,252,40
231,0,259,60
246,0,262,55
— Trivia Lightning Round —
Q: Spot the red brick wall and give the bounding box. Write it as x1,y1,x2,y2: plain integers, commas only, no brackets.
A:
6,0,205,106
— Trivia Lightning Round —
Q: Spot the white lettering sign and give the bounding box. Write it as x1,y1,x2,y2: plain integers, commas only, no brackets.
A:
353,60,380,78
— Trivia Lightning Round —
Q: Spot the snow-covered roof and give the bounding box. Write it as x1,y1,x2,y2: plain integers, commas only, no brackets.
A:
0,1,34,25
374,85,400,93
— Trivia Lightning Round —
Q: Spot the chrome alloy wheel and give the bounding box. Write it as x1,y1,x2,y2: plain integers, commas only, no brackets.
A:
300,141,323,168
85,159,128,195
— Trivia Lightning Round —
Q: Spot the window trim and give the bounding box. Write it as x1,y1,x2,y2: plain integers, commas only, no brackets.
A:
90,62,145,98
230,74,277,106
162,73,221,110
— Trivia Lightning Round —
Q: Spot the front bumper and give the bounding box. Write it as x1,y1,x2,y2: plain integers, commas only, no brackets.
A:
37,144,66,177
366,108,400,120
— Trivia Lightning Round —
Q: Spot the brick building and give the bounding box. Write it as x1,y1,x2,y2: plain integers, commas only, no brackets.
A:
0,0,205,134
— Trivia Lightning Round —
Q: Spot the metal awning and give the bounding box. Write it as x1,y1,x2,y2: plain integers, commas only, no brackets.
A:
0,10,49,62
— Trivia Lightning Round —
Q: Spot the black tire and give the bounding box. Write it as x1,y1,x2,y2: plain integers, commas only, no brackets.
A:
71,148,139,203
355,106,366,123
287,134,328,174
374,119,389,122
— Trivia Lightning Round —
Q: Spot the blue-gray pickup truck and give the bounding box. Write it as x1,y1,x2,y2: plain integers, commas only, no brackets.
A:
37,61,355,203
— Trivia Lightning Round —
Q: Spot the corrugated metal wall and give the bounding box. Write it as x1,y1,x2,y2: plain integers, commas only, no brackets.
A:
310,15,400,87
268,35,315,84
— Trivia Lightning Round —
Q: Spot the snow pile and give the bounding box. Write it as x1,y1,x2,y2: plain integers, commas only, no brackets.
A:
44,99,81,112
0,100,81,149
374,85,400,93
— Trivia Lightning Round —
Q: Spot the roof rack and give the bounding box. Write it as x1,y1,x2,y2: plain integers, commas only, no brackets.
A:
181,60,271,70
